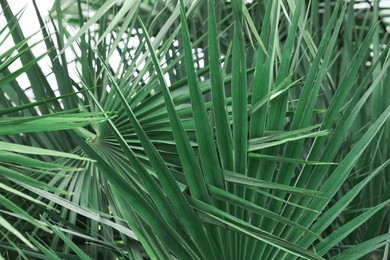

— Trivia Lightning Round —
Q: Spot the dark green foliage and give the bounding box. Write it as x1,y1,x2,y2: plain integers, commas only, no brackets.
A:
0,0,389,259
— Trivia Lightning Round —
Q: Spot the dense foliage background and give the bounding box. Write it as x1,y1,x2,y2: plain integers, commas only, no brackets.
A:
1,0,390,259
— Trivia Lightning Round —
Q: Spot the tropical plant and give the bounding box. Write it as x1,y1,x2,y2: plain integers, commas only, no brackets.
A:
1,0,390,259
